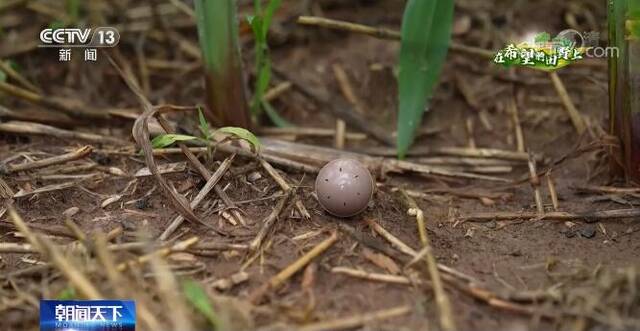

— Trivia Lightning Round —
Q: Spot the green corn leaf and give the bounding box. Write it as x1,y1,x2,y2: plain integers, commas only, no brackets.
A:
7,59,20,72
49,20,65,30
151,134,197,149
262,100,293,127
249,0,282,116
197,106,211,139
262,0,282,40
534,32,550,43
256,55,272,96
195,0,239,73
248,15,264,42
56,286,77,300
630,0,640,19
629,19,640,39
182,279,222,330
397,0,454,159
215,126,261,151
66,0,80,24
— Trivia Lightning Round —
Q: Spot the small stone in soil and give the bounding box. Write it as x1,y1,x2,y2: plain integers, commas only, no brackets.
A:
62,206,80,218
509,249,522,257
246,171,262,182
579,225,596,239
464,227,474,238
484,220,497,229
93,154,111,165
367,200,375,209
560,228,576,238
119,219,138,231
135,198,149,210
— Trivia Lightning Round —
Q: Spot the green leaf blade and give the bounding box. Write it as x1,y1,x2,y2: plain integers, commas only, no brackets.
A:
56,286,77,300
151,134,197,149
262,0,282,40
197,106,211,139
195,0,239,73
249,0,282,117
262,100,294,127
182,279,222,330
215,126,261,151
397,0,454,159
534,32,551,44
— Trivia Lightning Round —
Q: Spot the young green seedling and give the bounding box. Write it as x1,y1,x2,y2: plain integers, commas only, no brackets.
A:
151,109,261,156
248,0,292,127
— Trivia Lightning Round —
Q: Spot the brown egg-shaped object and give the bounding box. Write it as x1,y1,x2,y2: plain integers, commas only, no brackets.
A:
315,158,374,217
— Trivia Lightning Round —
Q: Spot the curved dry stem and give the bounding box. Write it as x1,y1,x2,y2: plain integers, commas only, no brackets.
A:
108,54,201,226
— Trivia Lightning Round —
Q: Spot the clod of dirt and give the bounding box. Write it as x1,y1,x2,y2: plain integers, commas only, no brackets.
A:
561,228,577,238
315,158,374,217
135,198,149,210
484,220,497,229
579,225,597,239
62,206,79,218
93,153,111,165
247,171,262,182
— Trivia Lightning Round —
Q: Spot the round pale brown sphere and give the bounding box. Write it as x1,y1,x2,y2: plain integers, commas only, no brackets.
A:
315,158,374,217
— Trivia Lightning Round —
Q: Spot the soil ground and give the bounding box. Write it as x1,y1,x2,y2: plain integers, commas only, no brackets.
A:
1,0,639,330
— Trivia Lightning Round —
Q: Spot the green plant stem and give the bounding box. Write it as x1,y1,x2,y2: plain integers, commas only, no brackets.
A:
249,0,286,126
194,0,251,128
609,0,640,183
